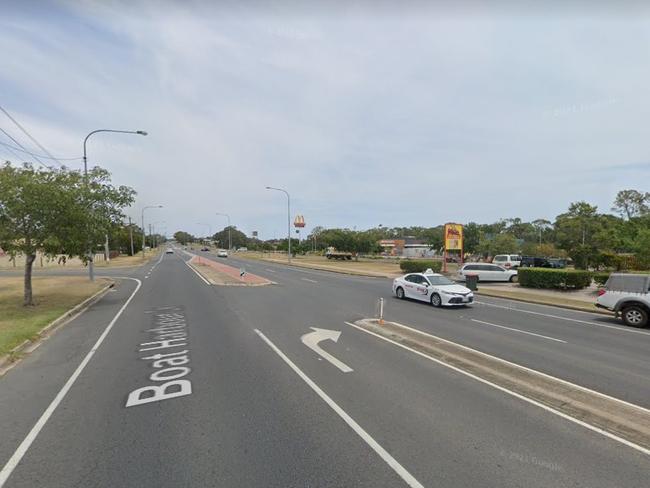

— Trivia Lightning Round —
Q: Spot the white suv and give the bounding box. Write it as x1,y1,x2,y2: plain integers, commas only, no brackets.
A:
596,274,650,328
492,254,521,269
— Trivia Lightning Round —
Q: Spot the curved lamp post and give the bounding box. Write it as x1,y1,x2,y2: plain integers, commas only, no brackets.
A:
265,186,291,263
83,129,147,281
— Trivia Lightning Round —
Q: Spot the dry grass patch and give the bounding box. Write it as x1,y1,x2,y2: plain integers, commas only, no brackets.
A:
0,276,108,357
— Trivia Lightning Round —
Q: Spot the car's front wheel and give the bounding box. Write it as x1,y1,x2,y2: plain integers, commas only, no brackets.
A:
509,275,518,283
621,305,648,328
396,287,405,299
430,293,442,308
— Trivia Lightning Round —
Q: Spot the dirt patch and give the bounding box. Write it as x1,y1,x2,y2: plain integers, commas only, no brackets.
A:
356,318,650,453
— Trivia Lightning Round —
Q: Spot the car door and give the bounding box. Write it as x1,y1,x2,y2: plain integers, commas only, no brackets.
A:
411,275,430,302
403,274,418,298
488,264,508,281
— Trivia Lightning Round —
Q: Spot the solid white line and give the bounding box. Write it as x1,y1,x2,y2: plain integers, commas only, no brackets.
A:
470,319,567,343
183,259,210,285
359,319,650,414
301,278,318,283
265,268,277,273
254,329,424,488
474,300,650,336
0,278,143,487
343,322,650,457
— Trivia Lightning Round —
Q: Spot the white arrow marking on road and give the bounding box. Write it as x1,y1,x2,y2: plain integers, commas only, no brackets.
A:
301,327,353,373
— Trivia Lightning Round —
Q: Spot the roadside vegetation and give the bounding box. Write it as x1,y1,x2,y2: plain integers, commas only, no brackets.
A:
0,276,107,357
175,188,650,276
0,163,137,305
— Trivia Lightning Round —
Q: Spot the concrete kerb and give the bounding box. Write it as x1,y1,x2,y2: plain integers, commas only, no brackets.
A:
352,318,650,455
0,279,115,376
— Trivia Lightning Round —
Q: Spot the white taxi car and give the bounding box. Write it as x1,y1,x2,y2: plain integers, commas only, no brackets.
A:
392,270,474,307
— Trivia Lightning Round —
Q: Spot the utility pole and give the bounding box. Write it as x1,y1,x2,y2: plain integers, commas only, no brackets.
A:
141,205,163,259
129,217,135,256
104,234,110,263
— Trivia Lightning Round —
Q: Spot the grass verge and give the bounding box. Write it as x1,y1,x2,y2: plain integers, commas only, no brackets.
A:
0,276,108,357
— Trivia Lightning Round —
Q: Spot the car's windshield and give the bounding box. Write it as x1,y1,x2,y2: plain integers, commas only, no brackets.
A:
425,275,455,286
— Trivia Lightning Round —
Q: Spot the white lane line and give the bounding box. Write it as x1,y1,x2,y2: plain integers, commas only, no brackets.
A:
474,300,650,336
0,278,143,487
301,278,318,284
355,319,650,414
183,260,210,285
343,322,650,457
470,319,567,343
254,329,424,488
265,269,277,273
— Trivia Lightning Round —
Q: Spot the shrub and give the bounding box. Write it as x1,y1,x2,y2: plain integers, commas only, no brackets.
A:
593,272,610,287
399,260,443,273
518,268,593,290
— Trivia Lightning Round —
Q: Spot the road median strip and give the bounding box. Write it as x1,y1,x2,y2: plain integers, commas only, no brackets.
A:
349,318,650,455
188,256,274,286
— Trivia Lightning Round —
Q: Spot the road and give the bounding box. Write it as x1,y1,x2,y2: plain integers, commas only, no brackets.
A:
0,250,648,487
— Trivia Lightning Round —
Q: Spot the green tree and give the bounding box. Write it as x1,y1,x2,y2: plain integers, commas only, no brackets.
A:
0,164,135,305
478,233,519,256
173,231,195,245
612,189,650,219
212,226,248,249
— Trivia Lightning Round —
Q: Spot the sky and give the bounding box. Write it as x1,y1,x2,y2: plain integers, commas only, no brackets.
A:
1,0,649,239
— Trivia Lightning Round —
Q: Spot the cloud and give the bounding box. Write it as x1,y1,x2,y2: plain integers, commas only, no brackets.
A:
1,2,650,237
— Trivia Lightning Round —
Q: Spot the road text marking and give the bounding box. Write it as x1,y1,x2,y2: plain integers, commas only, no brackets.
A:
126,307,193,407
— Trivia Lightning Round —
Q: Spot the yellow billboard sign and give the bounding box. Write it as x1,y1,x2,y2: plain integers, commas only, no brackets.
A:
444,223,463,251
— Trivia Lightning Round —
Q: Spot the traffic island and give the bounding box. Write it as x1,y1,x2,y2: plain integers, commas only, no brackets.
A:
189,256,274,286
352,318,650,453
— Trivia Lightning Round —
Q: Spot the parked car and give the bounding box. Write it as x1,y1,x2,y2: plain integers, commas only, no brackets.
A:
217,249,228,258
596,273,650,328
520,256,551,268
393,270,473,307
492,254,521,269
458,263,518,282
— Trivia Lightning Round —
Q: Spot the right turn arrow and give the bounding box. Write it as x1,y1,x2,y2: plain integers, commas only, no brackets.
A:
301,327,353,373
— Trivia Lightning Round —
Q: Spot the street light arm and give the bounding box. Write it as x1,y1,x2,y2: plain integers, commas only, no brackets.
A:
83,129,148,175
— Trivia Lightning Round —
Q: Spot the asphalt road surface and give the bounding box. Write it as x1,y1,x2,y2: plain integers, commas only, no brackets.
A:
0,249,648,487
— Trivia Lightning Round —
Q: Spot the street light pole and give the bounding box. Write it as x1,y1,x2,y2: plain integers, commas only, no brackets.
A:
215,212,231,250
265,186,291,263
83,129,147,281
142,205,163,260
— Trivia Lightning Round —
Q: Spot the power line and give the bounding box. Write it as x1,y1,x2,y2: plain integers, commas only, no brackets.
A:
0,139,81,161
0,127,51,168
0,104,63,166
